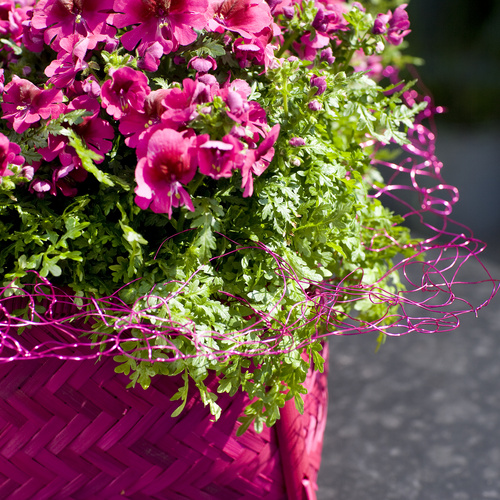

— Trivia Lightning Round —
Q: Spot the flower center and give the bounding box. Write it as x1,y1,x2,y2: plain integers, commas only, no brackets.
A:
57,0,83,14
142,0,171,18
155,156,187,183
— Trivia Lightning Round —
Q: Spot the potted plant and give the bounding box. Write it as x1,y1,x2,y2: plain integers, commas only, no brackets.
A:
0,0,495,498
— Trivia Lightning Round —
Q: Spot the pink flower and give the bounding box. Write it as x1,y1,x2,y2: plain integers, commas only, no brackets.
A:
137,41,163,72
22,6,46,52
119,89,169,147
353,51,384,80
1,75,64,133
112,0,208,56
161,78,213,127
101,66,150,120
197,134,244,179
31,0,116,50
30,178,54,196
215,80,271,142
232,27,277,69
67,75,101,100
207,0,272,38
293,31,330,61
372,12,390,35
134,127,197,217
0,133,24,177
44,34,90,88
320,47,335,64
52,160,88,196
188,56,217,73
39,96,113,167
387,4,410,46
233,39,261,68
372,4,410,45
240,123,279,197
289,136,305,147
69,97,114,161
311,6,348,35
308,100,322,111
270,0,293,17
310,74,326,95
0,1,27,44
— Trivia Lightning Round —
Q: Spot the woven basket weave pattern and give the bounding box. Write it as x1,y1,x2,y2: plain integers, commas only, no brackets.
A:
0,304,328,499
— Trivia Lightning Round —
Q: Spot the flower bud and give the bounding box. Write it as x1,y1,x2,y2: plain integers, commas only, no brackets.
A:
310,75,327,96
289,137,306,147
308,100,322,111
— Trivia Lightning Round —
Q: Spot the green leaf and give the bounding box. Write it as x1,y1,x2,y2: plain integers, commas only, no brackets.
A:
294,394,304,414
171,372,189,417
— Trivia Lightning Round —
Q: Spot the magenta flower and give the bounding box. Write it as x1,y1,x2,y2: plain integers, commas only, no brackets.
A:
22,6,45,52
70,97,114,161
240,123,279,197
188,56,217,74
233,39,261,69
353,52,384,80
207,0,272,38
0,1,27,44
293,31,330,61
64,76,102,104
312,2,349,34
282,5,294,19
39,96,113,167
310,75,327,95
112,0,208,56
320,47,335,64
31,0,116,50
44,34,90,88
308,100,322,111
35,92,113,196
232,29,277,70
289,136,305,147
30,178,54,197
101,66,150,120
137,41,163,72
2,75,64,133
387,4,410,46
0,133,24,177
161,78,213,127
372,12,390,35
119,89,169,147
372,4,410,45
52,159,88,196
134,127,197,217
197,134,244,179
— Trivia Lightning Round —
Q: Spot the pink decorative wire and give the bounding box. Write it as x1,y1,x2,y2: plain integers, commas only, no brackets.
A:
1,74,498,363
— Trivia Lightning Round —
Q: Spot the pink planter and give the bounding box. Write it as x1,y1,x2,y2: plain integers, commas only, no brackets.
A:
0,301,328,499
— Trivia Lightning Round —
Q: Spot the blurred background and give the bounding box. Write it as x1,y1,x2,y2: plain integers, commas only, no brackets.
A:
406,0,500,256
317,2,500,498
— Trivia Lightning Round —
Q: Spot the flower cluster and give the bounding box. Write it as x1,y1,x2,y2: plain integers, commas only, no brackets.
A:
0,0,413,213
372,3,411,46
105,69,280,215
0,0,285,210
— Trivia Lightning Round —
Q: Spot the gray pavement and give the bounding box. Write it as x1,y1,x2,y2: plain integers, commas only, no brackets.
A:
317,256,500,500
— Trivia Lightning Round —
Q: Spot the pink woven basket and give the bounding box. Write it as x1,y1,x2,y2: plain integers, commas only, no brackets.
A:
0,301,328,500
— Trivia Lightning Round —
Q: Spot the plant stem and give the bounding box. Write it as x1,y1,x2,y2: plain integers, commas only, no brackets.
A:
276,32,299,58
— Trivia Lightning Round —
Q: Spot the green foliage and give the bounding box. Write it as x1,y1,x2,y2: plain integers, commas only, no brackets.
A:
0,0,425,432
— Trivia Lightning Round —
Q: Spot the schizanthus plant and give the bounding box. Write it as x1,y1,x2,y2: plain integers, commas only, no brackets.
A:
0,0,423,431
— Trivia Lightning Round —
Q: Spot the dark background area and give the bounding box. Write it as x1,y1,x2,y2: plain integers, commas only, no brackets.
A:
405,0,500,256
317,2,500,498
407,0,500,125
